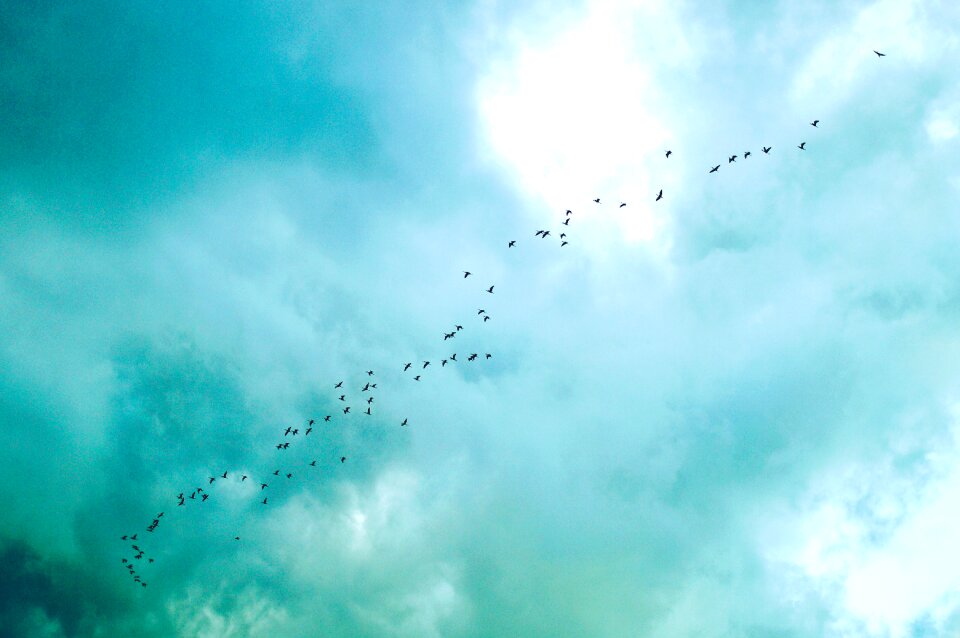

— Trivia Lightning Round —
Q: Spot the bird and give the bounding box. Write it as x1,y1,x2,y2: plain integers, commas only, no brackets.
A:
324,415,331,422
709,165,720,173
241,475,247,481
450,353,457,361
234,536,240,541
874,50,886,57
441,359,448,366
305,427,312,435
665,150,672,158
414,375,421,381
541,231,551,238
276,443,283,450
403,362,412,371
262,498,268,505
485,353,492,359
283,442,290,449
762,146,771,154
728,155,737,163
366,370,374,376
364,407,371,415
798,142,806,150
401,418,408,426
535,230,545,236
561,241,568,247
335,381,343,389
593,198,600,203
478,309,485,315
260,483,268,490
273,470,280,476
308,419,315,426
744,151,751,158
310,460,317,466
340,457,347,463
423,361,430,369
566,210,573,216
619,202,627,208
483,315,491,321
463,271,471,278
201,494,209,502
811,120,819,127
286,473,292,479
208,477,216,484
339,394,345,401
367,397,374,404
486,286,494,293
343,407,350,414
362,383,370,391
508,240,516,247
562,218,570,226
655,189,663,202
560,233,566,239
285,426,292,436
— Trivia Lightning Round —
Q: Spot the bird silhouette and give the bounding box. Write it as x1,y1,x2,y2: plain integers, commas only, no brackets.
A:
441,359,448,366
478,309,485,315
339,395,345,401
744,151,751,158
403,362,412,371
463,271,471,278
728,155,737,163
665,150,672,158
811,120,819,127
798,142,806,150
566,210,573,216
414,375,421,381
485,353,492,359
401,418,408,426
762,146,772,154
486,286,494,293
261,483,268,490
324,415,331,422
450,353,457,361
423,361,430,369
366,370,374,376
310,460,317,466
343,407,350,413
655,190,663,202
340,457,347,463
483,315,491,321
364,407,371,415
562,218,570,226
710,165,720,173
262,498,268,505
593,198,600,203
334,381,342,389
508,240,516,247
619,202,627,208
874,50,886,57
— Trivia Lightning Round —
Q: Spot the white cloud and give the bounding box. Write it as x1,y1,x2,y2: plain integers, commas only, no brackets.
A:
475,0,699,254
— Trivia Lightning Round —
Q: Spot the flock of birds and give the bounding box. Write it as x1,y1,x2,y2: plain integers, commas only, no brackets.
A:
116,50,888,590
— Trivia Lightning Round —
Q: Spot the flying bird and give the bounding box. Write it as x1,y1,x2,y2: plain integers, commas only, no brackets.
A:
655,190,663,202
483,315,491,321
874,50,886,57
340,457,347,463
486,286,494,293
619,202,627,208
566,210,573,216
561,241,568,247
541,231,551,238
593,198,600,203
478,309,485,315
798,142,806,150
262,498,268,505
665,150,672,158
366,370,374,376
414,375,421,381
335,381,342,389
401,418,408,426
364,407,371,415
508,240,516,247
463,271,471,278
343,407,350,414
441,359,448,366
324,415,331,422
744,151,751,158
450,353,457,361
762,146,772,154
310,460,317,466
485,354,492,359
339,394,345,401
562,218,570,226
423,361,431,369
404,362,412,371
709,165,720,173
241,475,247,481
811,120,819,127
728,155,737,163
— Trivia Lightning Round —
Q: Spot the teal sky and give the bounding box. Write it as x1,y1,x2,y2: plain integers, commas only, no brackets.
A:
2,1,960,636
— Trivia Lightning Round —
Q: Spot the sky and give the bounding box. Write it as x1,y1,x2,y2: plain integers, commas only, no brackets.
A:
2,0,960,636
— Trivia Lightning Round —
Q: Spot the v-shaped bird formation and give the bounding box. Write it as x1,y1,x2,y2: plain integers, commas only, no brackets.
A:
115,50,886,590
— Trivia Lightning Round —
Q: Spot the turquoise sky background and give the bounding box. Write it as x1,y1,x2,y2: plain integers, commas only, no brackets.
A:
2,1,960,636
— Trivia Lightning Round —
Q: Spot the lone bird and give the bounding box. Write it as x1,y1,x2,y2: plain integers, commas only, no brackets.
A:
483,315,491,321
404,362,412,371
508,240,516,247
709,165,720,173
310,460,317,466
423,361,431,369
262,498,268,505
728,155,737,163
619,202,627,208
486,285,494,293
744,151,751,158
810,120,819,127
343,407,351,414
463,271,471,278
335,381,343,389
364,408,371,415
798,142,806,150
762,146,772,154
340,457,347,463
366,370,374,376
874,50,886,57
655,189,663,202
665,150,672,158
593,198,600,203
561,241,568,247
414,375,421,381
566,210,573,216
401,418,408,426
562,218,570,226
